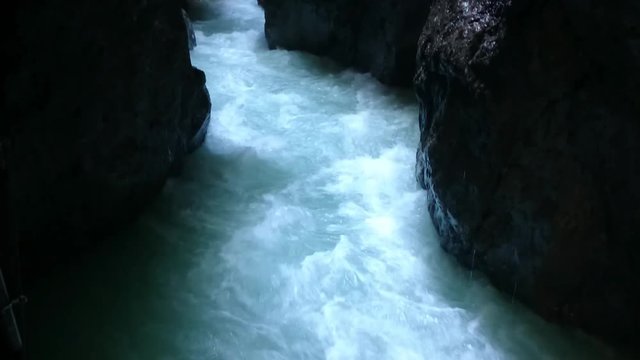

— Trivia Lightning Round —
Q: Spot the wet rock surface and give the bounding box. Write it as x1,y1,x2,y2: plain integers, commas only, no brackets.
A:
415,0,640,344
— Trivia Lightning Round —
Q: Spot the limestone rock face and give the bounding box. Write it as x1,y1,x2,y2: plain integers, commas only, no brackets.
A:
415,0,640,343
262,0,430,85
0,0,211,276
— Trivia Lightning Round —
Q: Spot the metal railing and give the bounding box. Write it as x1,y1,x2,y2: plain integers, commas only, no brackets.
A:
0,268,25,353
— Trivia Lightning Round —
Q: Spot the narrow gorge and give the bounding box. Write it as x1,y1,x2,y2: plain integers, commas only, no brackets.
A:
1,0,638,359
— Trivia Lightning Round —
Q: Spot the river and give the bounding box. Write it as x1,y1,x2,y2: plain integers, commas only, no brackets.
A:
27,1,616,359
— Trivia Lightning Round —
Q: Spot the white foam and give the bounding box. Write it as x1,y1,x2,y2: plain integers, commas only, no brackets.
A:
182,1,613,359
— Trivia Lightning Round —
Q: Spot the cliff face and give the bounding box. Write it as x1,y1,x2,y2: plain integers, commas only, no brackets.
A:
262,0,430,85
415,0,640,343
0,0,210,276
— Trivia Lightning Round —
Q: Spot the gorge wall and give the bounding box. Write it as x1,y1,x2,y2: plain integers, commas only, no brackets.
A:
261,0,430,86
0,0,210,287
415,0,640,344
261,0,640,346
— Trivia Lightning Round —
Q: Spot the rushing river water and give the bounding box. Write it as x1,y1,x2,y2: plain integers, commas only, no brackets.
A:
27,1,620,359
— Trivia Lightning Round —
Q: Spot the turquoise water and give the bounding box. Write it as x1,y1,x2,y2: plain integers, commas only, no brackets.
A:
28,1,618,359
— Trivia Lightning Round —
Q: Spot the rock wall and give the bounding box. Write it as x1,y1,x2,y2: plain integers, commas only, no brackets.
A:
262,0,430,85
183,0,217,21
415,0,640,344
0,0,210,280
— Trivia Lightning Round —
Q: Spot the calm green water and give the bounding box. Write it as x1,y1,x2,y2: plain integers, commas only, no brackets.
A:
28,1,619,359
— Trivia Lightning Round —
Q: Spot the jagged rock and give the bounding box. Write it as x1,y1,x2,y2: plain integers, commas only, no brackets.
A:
415,0,640,344
262,0,430,85
0,0,211,276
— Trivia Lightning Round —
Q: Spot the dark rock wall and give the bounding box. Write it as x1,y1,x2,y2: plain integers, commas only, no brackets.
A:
415,0,640,343
262,0,430,85
183,0,217,21
0,0,210,277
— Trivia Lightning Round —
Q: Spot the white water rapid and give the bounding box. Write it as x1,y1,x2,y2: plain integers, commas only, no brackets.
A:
28,1,617,359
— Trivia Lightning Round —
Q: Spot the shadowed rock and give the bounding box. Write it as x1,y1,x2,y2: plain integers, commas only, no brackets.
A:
262,0,430,86
0,0,211,279
415,0,640,345
183,0,217,20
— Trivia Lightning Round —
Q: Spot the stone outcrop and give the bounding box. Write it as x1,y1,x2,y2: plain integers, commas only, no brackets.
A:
262,0,430,85
0,0,210,282
415,0,640,344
